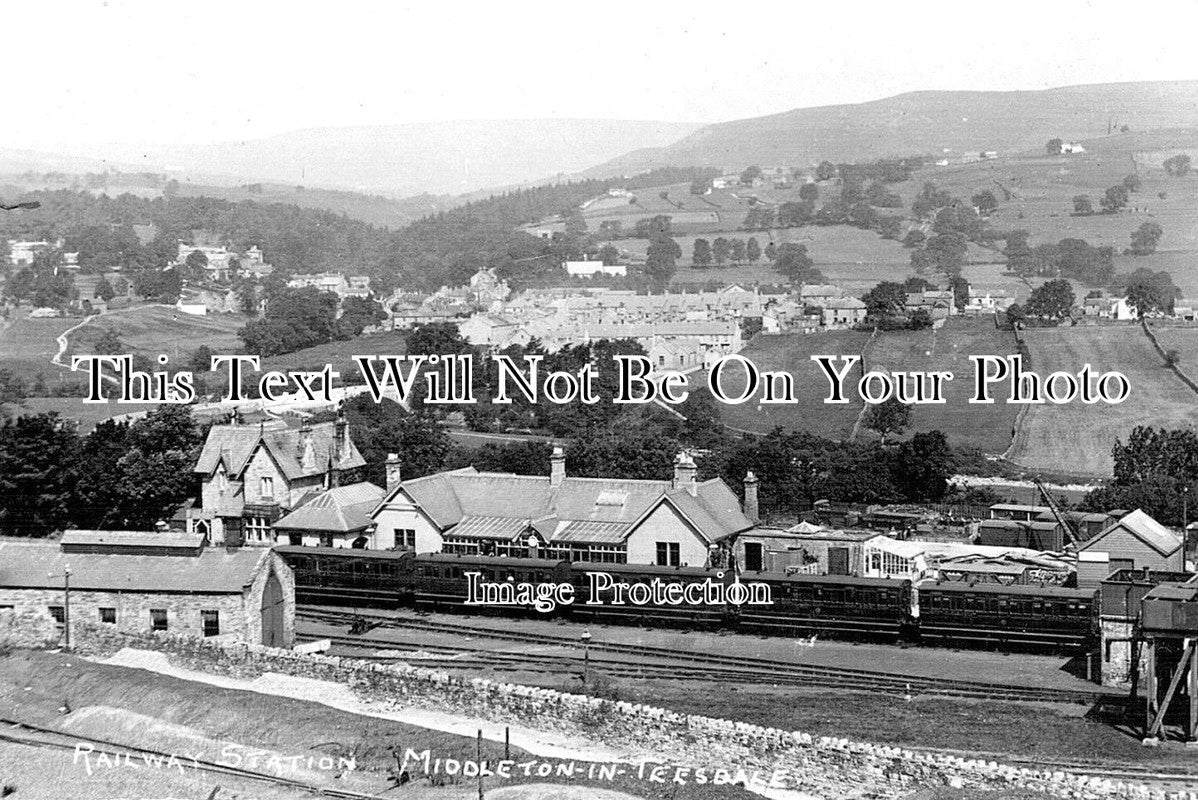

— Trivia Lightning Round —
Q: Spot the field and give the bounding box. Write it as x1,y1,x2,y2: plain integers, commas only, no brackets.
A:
1007,324,1198,476
859,319,1022,452
0,314,82,390
715,319,1021,452
67,304,250,363
710,329,872,440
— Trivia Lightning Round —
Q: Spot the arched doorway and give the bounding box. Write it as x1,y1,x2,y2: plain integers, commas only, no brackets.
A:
261,570,285,648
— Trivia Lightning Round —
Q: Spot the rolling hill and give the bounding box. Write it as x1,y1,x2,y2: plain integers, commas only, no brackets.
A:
33,119,702,196
586,81,1198,174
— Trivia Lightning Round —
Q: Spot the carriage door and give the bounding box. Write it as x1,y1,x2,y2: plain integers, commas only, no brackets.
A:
261,571,285,648
743,542,764,572
828,547,850,576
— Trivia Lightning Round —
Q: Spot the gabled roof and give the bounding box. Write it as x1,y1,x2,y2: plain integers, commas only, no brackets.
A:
195,420,366,481
0,541,268,593
273,482,385,534
1079,508,1182,557
376,469,752,545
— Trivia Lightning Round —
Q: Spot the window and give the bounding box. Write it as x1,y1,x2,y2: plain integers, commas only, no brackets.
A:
655,542,680,567
48,605,64,625
150,608,168,631
397,528,416,548
259,476,274,499
245,516,271,543
201,610,220,637
99,607,117,624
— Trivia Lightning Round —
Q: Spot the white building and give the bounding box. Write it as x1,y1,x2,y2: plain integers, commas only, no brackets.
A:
564,260,628,278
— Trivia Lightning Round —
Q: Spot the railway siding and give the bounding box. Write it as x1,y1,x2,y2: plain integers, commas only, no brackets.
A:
66,621,1186,799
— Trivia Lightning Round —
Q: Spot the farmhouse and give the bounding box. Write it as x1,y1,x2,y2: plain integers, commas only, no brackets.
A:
964,290,1015,316
1083,294,1136,321
819,297,867,329
459,312,531,348
0,532,295,647
370,448,755,567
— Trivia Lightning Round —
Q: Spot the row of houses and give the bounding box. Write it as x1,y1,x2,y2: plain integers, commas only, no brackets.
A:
173,242,274,282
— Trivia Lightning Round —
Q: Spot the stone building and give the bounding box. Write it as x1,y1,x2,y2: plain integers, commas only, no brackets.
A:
370,449,755,567
187,413,367,546
0,532,295,648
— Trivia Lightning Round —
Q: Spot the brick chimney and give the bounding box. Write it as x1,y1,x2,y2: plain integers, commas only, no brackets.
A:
673,451,697,496
385,453,402,493
550,446,566,488
743,470,760,524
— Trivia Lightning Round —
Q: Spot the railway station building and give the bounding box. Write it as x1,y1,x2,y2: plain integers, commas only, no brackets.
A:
369,448,755,567
0,530,296,648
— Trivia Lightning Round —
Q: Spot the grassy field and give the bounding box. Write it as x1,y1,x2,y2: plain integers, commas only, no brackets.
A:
67,304,249,364
0,313,82,389
859,319,1022,452
711,329,872,440
714,320,1021,452
1008,324,1198,476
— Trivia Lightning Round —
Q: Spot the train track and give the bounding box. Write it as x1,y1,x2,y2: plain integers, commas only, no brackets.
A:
0,717,385,799
297,607,1115,705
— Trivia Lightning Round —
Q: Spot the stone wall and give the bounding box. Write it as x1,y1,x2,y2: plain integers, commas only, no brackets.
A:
0,607,58,649
64,623,1188,800
1101,616,1150,688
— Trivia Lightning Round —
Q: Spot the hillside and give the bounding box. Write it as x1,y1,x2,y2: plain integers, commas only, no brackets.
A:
586,81,1198,174
47,119,702,196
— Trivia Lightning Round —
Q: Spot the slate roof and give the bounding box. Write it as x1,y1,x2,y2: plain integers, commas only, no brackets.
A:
273,482,385,534
195,419,366,480
0,541,267,593
377,467,752,545
1079,508,1182,557
59,529,205,551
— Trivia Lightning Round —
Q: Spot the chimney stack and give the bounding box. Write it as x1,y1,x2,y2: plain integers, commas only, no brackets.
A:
673,451,697,496
743,470,759,524
385,453,402,493
298,421,315,469
334,408,349,463
550,446,566,488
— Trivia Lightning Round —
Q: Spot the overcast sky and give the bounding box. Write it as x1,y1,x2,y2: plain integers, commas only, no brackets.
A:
5,0,1196,149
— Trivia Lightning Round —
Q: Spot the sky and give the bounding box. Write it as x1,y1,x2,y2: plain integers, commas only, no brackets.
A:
5,0,1197,149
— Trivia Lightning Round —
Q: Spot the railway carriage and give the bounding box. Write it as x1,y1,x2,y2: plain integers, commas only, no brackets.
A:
737,572,914,641
275,546,414,608
916,580,1097,651
411,553,571,613
569,562,737,628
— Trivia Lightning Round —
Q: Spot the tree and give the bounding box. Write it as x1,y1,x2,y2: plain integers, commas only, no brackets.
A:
1046,138,1063,155
690,178,711,195
342,395,450,484
746,237,761,264
1129,222,1163,256
1164,154,1192,177
0,413,80,536
773,243,822,283
798,183,819,202
970,190,998,215
865,398,910,445
763,242,777,263
95,328,125,355
1124,268,1180,317
1123,174,1142,193
691,238,713,267
94,276,115,301
729,238,746,264
924,232,969,274
815,161,836,182
1025,278,1075,319
740,165,763,186
189,344,214,373
860,281,908,317
597,244,620,265
894,431,952,501
1082,426,1198,526
1072,195,1094,216
238,285,342,356
1005,303,1027,328
644,236,681,289
184,249,209,279
908,309,933,330
1100,185,1130,214
712,237,731,266
902,229,926,249
338,296,386,337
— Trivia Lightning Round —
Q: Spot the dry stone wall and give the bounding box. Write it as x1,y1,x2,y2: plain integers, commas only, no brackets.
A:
64,623,1196,800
